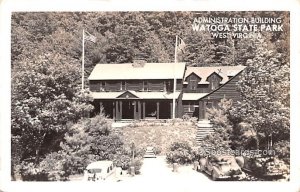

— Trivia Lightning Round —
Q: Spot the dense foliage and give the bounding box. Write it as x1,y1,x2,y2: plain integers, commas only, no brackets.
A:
11,52,94,178
17,114,144,181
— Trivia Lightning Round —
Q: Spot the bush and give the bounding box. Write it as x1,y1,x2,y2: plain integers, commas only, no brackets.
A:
153,146,162,155
18,162,49,181
166,141,193,165
130,157,143,175
169,141,192,151
191,147,205,161
273,140,290,164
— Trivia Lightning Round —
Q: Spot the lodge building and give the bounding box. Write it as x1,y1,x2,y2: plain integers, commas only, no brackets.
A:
88,60,245,120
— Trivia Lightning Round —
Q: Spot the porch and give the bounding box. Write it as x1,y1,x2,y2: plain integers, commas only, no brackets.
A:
95,99,178,120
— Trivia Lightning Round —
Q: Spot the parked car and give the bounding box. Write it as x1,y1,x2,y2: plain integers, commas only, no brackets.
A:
241,156,289,178
197,155,246,181
83,161,116,181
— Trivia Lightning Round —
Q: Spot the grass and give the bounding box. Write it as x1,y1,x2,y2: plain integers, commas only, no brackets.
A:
118,124,197,154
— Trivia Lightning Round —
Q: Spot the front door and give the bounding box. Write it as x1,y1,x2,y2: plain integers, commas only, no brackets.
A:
122,101,134,119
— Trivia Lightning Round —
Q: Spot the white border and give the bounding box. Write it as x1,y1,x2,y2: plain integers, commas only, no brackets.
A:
1,0,300,191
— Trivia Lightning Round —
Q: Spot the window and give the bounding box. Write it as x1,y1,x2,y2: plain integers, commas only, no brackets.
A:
100,81,106,91
166,81,172,92
121,81,126,91
209,73,221,90
211,81,216,90
188,101,197,112
189,76,197,90
143,81,148,91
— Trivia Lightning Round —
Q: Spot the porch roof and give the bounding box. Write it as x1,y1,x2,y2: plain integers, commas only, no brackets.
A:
90,91,181,99
88,62,186,80
182,93,208,101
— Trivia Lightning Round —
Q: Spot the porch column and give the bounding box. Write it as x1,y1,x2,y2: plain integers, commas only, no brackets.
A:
116,101,119,120
156,101,160,119
133,101,137,120
120,101,123,120
138,101,141,120
142,101,146,119
199,100,205,120
113,101,116,120
170,102,173,119
99,101,102,113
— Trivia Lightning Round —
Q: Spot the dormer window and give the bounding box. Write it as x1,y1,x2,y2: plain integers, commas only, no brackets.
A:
185,72,201,91
207,72,223,91
211,80,217,90
190,76,197,90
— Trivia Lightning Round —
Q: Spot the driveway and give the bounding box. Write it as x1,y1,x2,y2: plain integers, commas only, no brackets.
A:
126,156,212,186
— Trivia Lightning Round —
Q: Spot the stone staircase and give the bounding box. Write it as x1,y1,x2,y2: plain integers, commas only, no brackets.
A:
144,147,156,158
196,120,214,144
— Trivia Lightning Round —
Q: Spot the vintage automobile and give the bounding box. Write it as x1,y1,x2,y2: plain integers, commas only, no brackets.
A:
197,155,246,181
241,156,289,178
83,161,116,181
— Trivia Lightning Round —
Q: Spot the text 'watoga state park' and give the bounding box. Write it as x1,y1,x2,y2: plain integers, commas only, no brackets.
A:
192,24,283,32
192,17,284,37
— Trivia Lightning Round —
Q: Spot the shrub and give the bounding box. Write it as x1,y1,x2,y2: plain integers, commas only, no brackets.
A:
153,146,162,155
182,114,191,121
191,147,206,161
169,141,192,152
166,141,193,165
273,140,290,164
18,162,49,181
113,153,132,170
130,157,143,175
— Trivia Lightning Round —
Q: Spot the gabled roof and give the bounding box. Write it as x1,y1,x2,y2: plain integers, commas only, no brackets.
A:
206,71,223,81
185,72,201,80
184,66,246,85
117,90,139,98
88,62,186,80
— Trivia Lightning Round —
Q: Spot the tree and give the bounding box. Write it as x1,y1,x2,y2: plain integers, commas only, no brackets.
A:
11,52,94,164
229,37,289,149
200,98,234,151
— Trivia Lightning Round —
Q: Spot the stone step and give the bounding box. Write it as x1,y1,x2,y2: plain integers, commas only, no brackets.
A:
144,147,156,158
196,120,214,144
197,129,214,132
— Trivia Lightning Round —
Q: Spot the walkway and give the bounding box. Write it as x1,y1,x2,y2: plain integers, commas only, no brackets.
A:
126,156,212,187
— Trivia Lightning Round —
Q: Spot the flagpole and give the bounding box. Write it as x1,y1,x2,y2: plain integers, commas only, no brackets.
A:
82,29,85,90
173,35,178,119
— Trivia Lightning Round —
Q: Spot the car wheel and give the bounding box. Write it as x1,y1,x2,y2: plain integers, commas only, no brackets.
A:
212,171,218,181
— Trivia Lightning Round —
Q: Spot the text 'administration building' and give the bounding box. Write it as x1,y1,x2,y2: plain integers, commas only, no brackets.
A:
88,60,245,120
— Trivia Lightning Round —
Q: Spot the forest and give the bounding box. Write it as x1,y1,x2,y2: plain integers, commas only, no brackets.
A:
11,11,290,180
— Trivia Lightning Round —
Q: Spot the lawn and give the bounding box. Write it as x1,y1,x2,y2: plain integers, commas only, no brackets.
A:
118,123,197,154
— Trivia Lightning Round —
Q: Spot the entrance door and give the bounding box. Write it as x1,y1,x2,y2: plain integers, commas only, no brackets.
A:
122,101,134,119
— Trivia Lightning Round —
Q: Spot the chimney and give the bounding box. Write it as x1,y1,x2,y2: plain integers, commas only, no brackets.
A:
132,52,147,67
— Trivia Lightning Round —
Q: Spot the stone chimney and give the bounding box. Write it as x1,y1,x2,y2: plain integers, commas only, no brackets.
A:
132,52,147,67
